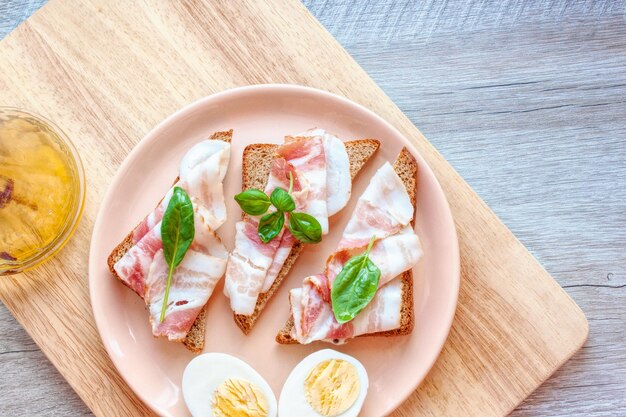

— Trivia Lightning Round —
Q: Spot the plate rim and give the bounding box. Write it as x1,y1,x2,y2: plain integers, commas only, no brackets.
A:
88,83,460,416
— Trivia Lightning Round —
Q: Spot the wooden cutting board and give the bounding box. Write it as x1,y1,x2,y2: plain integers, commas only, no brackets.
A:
0,0,588,416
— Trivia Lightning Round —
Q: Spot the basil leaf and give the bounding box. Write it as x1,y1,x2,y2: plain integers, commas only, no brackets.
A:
162,187,195,266
258,211,284,243
234,189,271,216
331,254,381,324
160,187,195,322
270,187,295,212
288,212,322,244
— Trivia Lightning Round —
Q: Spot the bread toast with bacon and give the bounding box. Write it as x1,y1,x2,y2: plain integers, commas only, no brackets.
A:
107,129,232,353
233,139,381,334
276,147,417,344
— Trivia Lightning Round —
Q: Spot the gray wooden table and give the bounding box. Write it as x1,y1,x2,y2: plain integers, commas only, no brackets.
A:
1,1,625,416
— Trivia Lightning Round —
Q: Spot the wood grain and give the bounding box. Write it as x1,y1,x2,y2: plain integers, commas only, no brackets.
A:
0,0,604,415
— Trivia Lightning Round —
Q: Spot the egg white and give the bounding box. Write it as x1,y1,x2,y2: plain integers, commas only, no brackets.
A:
182,353,277,417
279,349,369,417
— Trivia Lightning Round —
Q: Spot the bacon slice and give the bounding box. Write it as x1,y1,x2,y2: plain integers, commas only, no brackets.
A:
145,220,228,341
289,274,356,344
114,222,163,295
337,162,413,251
112,139,230,340
300,129,351,216
279,134,329,233
223,155,300,315
223,220,284,315
225,131,353,318
327,225,421,288
289,161,422,344
178,142,229,230
118,203,229,338
132,203,166,243
257,158,304,295
350,277,403,336
146,249,226,341
262,230,297,293
128,140,230,243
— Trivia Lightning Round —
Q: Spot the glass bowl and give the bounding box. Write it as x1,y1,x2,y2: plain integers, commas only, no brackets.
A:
0,108,85,275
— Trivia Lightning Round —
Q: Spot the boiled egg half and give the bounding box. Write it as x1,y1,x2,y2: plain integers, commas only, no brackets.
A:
182,353,277,417
279,349,369,417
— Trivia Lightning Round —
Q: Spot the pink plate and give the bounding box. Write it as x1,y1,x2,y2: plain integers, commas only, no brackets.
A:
89,84,460,417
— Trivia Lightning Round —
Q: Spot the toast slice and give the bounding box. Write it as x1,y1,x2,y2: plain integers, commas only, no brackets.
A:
276,147,418,344
107,129,232,353
233,139,381,334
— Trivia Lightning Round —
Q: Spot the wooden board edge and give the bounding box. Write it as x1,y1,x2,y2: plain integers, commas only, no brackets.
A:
503,305,589,416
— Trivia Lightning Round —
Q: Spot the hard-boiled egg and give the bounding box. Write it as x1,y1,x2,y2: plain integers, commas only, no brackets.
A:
182,353,277,417
279,349,369,417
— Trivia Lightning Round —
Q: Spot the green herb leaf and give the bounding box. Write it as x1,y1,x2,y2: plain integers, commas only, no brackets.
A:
270,187,295,212
288,212,322,244
160,187,195,322
258,211,285,243
236,172,323,245
234,189,271,216
331,237,380,324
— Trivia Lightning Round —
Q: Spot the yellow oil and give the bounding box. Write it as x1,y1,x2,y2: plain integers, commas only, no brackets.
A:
0,115,79,264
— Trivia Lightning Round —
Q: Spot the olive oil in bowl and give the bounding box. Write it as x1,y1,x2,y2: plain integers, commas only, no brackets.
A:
0,108,85,275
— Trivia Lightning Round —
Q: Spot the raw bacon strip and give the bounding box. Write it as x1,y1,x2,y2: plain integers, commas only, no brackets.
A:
115,199,229,299
146,248,227,341
261,230,297,293
129,140,230,242
224,220,284,315
145,213,228,339
144,203,228,340
337,162,413,251
224,157,298,315
259,133,339,292
290,276,343,344
327,225,421,287
289,161,421,344
178,142,230,230
114,222,163,295
225,138,319,315
290,275,404,343
350,277,403,336
225,131,353,317
289,274,356,344
299,129,351,216
114,141,229,294
256,158,304,294
265,157,303,198
132,203,166,243
279,135,329,233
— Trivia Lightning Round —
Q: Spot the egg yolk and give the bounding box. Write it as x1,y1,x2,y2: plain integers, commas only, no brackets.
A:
212,378,269,417
304,359,360,417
